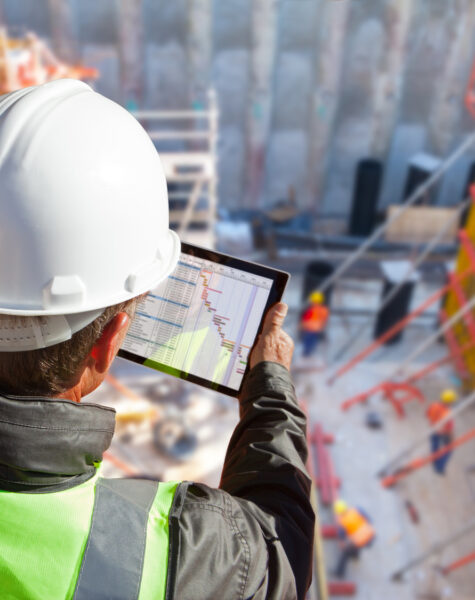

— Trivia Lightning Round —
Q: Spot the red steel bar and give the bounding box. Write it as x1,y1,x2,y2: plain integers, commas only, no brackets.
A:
382,382,425,418
466,60,475,117
441,550,475,575
325,434,339,506
404,354,453,384
403,340,474,385
103,451,138,476
382,426,475,488
321,524,339,539
328,581,357,596
314,423,339,506
405,338,475,385
302,401,317,483
106,373,143,401
342,339,475,412
327,267,474,385
341,382,385,411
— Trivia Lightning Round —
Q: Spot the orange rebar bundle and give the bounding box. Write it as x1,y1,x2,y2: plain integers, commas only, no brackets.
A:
0,27,98,95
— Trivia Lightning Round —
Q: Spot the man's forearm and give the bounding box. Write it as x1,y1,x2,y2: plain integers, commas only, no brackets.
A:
220,361,314,598
220,361,310,495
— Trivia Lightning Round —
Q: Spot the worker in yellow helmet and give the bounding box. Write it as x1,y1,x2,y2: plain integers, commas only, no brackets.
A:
300,290,329,357
425,388,457,475
333,499,375,578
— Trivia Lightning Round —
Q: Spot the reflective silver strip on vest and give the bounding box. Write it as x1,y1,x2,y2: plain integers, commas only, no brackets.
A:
74,477,158,600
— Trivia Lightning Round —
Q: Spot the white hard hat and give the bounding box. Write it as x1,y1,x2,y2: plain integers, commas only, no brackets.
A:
0,79,180,350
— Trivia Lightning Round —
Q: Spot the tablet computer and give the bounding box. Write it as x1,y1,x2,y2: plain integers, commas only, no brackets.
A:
118,242,289,397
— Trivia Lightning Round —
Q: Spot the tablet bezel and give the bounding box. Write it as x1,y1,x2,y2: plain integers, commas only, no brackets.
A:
118,242,289,397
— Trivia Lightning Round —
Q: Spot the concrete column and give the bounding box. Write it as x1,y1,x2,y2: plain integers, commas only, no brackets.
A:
117,0,144,107
369,0,413,157
244,0,277,207
187,0,212,106
428,0,475,154
307,0,351,213
48,0,78,63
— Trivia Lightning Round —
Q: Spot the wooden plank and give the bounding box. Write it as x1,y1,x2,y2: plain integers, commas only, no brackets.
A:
169,209,210,224
385,205,459,244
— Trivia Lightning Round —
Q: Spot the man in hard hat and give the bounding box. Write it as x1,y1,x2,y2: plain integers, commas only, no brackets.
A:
333,499,375,579
426,388,457,475
0,80,314,599
300,290,329,357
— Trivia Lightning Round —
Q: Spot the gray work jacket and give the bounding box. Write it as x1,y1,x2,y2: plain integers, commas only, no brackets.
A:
0,361,314,599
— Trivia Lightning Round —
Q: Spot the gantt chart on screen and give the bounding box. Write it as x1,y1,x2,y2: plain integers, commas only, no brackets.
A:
122,253,272,390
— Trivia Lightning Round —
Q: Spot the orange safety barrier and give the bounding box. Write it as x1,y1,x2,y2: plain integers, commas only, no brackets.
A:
382,426,475,488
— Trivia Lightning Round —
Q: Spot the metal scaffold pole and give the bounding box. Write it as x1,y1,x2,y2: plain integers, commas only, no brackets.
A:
345,292,475,396
327,264,473,385
331,195,472,364
377,389,475,478
382,426,475,487
391,292,475,378
391,518,475,581
318,131,475,295
440,549,475,575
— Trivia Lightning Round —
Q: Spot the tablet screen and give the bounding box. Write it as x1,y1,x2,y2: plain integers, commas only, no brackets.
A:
119,243,289,396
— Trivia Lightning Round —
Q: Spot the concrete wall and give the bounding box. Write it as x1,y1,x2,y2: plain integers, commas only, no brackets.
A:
1,0,474,219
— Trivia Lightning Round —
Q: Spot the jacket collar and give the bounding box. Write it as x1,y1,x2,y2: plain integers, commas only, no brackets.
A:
0,393,115,493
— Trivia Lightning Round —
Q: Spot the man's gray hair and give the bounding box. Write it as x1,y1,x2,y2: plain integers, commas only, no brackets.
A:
0,298,139,396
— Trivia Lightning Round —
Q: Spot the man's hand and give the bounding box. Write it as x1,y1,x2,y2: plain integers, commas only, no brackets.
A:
249,302,294,371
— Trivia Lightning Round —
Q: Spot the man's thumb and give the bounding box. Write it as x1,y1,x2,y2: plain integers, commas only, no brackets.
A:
262,302,288,332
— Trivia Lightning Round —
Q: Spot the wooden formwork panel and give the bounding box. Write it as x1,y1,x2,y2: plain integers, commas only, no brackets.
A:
445,198,475,385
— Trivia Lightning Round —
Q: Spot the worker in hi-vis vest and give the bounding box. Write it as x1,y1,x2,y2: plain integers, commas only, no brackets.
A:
0,81,314,599
426,388,457,475
300,291,329,357
333,499,375,579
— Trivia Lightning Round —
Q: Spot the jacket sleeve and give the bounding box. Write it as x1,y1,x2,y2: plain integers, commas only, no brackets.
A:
166,362,314,600
220,361,314,598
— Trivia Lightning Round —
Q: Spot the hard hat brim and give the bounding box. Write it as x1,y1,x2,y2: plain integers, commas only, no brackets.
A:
0,230,181,350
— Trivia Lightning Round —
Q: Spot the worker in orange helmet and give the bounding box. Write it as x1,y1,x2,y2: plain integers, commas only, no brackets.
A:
333,499,375,579
300,290,329,357
426,388,457,475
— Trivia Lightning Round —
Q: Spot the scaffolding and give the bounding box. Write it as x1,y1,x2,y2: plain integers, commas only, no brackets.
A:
133,90,218,249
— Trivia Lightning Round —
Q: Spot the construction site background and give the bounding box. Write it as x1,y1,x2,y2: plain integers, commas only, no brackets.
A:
1,1,475,599
0,0,474,216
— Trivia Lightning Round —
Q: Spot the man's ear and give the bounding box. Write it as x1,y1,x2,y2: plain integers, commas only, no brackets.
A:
90,312,130,374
